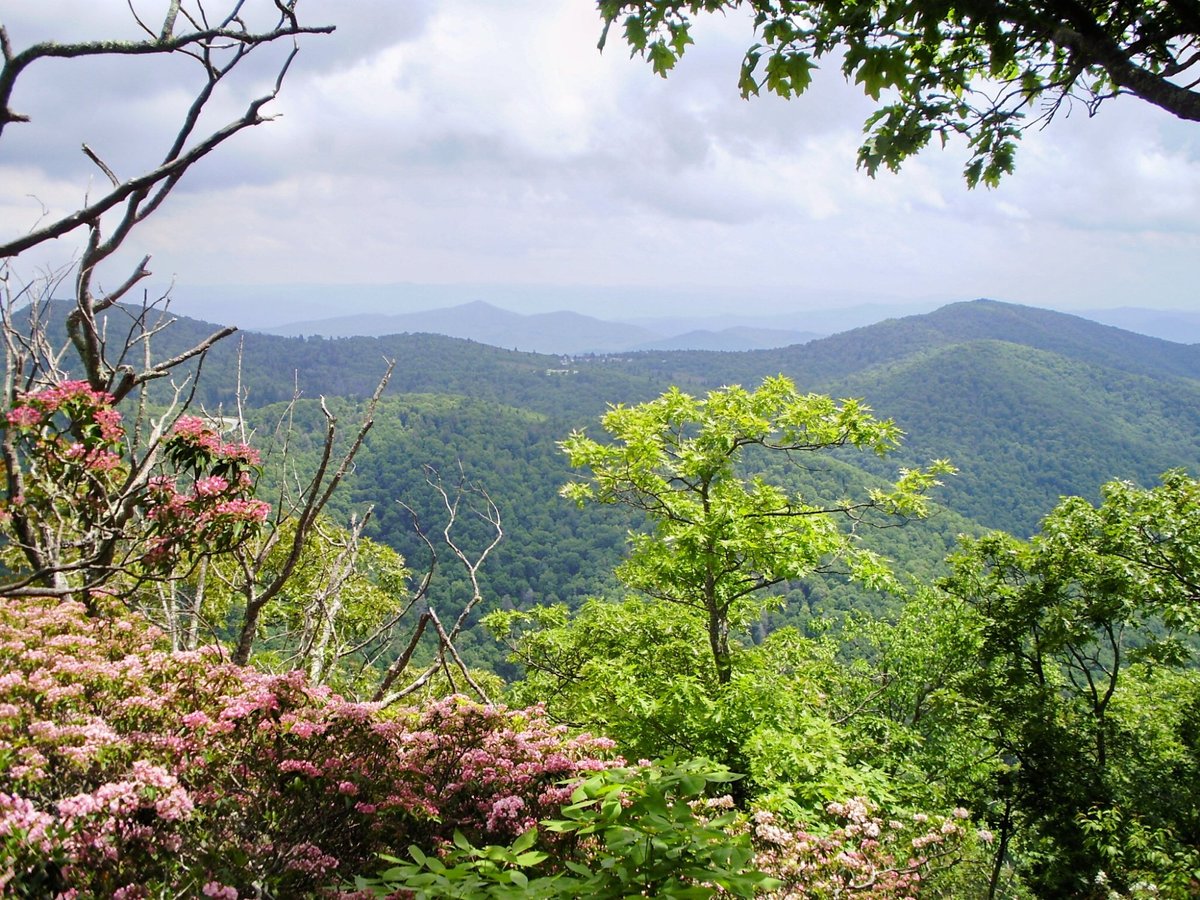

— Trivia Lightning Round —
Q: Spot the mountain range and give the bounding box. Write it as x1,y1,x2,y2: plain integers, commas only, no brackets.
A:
126,297,1198,538
264,299,822,353
258,297,1200,354
41,295,1200,634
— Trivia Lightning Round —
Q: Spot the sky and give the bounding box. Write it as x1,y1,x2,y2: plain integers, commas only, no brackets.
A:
1,0,1198,327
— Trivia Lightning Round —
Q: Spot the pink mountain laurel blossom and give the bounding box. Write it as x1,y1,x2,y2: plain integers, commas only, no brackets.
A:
0,597,622,897
2,388,270,582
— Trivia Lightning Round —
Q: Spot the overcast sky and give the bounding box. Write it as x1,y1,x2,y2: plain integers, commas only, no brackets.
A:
1,1,1198,325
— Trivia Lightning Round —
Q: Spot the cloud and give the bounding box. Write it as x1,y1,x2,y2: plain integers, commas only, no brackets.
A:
2,0,1198,318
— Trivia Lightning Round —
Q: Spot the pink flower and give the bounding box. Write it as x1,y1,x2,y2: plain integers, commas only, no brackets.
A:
279,759,322,778
85,449,122,472
92,407,124,442
194,475,229,497
171,416,208,438
202,882,238,899
5,406,42,427
213,498,270,522
181,711,211,730
0,792,56,855
486,794,526,830
287,719,325,739
219,441,261,466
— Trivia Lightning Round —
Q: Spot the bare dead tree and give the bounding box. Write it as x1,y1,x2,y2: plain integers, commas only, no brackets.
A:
225,366,395,666
0,3,334,594
373,466,504,706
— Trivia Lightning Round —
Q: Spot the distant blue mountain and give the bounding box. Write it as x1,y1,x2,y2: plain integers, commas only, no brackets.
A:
266,301,821,354
630,326,821,352
249,292,1200,356
1080,307,1200,344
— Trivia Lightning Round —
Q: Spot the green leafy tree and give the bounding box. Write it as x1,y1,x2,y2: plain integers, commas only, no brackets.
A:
599,0,1200,186
941,470,1200,897
832,588,994,810
559,375,952,685
490,599,895,815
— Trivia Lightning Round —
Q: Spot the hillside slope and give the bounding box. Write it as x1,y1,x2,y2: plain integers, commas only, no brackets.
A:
609,299,1200,388
48,297,1200,556
838,339,1200,534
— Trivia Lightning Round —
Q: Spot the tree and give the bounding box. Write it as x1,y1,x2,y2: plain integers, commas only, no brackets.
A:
0,386,269,598
0,6,491,700
598,0,1200,186
490,597,902,814
1,3,338,597
559,375,952,685
940,470,1200,897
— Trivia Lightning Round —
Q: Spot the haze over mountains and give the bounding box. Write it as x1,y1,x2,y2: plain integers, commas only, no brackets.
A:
164,282,1200,353
258,297,1200,354
264,299,824,354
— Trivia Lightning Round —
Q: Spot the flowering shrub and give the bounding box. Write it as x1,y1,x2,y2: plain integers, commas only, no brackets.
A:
359,767,982,899
2,381,130,538
0,597,619,897
1,384,268,587
750,798,984,898
142,415,269,572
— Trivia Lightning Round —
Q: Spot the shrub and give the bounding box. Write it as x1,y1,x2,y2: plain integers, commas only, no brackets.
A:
1,385,268,587
356,759,778,899
357,763,984,899
0,597,618,897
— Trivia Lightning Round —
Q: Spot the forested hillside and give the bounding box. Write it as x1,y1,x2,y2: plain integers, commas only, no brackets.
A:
9,2,1200,896
138,298,1200,644
193,298,1200,537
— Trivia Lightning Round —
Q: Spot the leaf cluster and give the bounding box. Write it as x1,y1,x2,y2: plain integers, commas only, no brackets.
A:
599,0,1200,186
357,759,777,899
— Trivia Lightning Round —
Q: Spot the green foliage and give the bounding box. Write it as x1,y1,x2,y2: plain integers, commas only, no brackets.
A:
493,377,956,813
357,828,559,899
491,599,894,816
598,0,1200,184
941,471,1200,896
560,375,952,683
541,760,775,897
489,599,716,758
357,758,778,899
827,588,994,813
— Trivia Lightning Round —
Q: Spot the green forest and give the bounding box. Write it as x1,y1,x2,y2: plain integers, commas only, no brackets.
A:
5,1,1200,897
6,296,1199,897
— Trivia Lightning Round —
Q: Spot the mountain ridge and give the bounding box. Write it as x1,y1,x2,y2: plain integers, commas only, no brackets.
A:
42,296,1200,541
257,296,1199,357
614,300,1200,391
264,300,821,354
